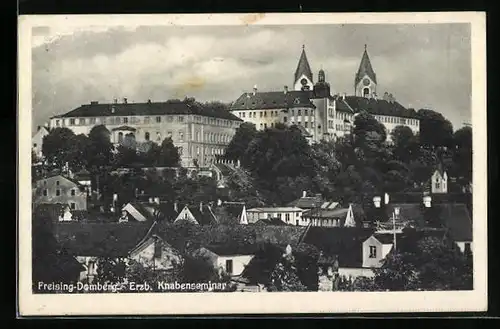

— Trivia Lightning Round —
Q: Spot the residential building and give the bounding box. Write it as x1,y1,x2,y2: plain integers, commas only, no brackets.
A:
192,244,258,277
303,204,357,228
32,125,50,160
230,45,420,143
246,207,305,225
33,175,88,211
128,234,184,271
173,203,218,225
48,99,243,167
361,233,394,268
431,169,448,194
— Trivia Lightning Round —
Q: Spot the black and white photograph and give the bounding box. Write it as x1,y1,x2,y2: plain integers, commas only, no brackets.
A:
18,13,487,315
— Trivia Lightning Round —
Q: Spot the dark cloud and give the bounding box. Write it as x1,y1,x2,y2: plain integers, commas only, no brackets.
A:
31,23,471,132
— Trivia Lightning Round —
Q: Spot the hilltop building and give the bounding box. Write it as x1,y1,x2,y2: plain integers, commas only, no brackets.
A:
230,45,420,143
47,99,243,167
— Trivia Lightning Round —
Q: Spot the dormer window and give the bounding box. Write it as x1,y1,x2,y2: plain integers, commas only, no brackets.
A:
294,98,300,104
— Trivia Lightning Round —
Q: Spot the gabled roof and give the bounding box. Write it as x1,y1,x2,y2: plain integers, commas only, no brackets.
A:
52,100,243,121
355,46,377,86
302,207,349,219
125,202,158,222
373,233,395,245
344,96,419,119
294,46,313,83
230,90,315,111
301,227,375,268
187,205,218,225
54,222,152,257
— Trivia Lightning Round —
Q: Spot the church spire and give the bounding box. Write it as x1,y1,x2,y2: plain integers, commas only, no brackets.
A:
355,44,377,87
294,45,313,88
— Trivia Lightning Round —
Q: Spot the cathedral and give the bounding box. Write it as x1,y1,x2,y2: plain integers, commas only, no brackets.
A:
230,45,420,143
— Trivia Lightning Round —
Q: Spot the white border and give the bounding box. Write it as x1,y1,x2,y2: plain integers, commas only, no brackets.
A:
18,12,487,315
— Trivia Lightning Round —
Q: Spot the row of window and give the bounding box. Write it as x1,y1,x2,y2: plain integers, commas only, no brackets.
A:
53,115,239,128
194,146,224,156
335,112,352,121
374,115,419,126
116,130,232,144
40,188,77,197
237,110,280,119
290,109,314,117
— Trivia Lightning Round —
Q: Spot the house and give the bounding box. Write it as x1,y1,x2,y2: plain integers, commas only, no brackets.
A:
173,203,218,225
246,207,305,225
128,232,184,271
303,204,356,228
121,202,160,222
191,244,259,277
431,169,448,194
32,125,50,160
362,233,394,268
300,226,376,288
33,175,88,211
54,221,152,283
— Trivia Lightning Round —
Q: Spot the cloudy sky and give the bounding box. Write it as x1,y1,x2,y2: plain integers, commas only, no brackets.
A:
32,23,471,132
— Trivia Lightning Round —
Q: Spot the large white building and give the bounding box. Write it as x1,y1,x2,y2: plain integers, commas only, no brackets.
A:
230,45,420,143
48,99,243,167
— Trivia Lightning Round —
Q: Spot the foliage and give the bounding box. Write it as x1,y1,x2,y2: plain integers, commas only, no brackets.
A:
42,127,78,169
225,122,258,161
86,125,114,171
94,257,127,285
417,109,454,148
267,247,308,292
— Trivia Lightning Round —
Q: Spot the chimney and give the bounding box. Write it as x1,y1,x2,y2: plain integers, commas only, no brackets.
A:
149,197,153,203
199,202,203,213
253,85,258,95
423,195,432,208
302,191,307,198
284,86,288,94
383,92,389,101
174,201,178,212
154,197,160,205
373,196,381,208
111,105,116,114
123,98,128,104
342,93,346,100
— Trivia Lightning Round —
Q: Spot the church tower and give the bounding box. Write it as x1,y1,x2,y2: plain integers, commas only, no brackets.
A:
313,68,331,98
354,44,377,97
294,45,314,91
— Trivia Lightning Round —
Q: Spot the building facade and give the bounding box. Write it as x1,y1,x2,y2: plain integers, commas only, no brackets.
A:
246,207,306,225
32,125,50,160
230,45,420,143
48,100,243,167
33,175,88,210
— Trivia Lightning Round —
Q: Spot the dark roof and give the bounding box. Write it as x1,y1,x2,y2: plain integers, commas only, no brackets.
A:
39,174,85,189
203,243,261,256
53,100,243,121
111,125,137,131
287,195,323,209
301,227,375,268
303,207,348,219
294,47,313,83
126,202,157,221
355,47,377,86
334,97,356,113
230,90,315,111
373,233,395,244
344,96,419,119
187,205,218,225
54,222,152,257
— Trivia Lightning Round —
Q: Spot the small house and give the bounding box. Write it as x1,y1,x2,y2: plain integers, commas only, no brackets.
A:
191,244,258,277
33,175,88,211
246,207,305,225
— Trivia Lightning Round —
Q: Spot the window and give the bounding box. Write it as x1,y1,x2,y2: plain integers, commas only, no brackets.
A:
363,87,370,96
369,246,377,258
305,109,308,116
264,123,267,129
179,132,184,142
225,259,233,275
56,120,60,126
118,132,123,143
260,112,263,118
242,112,246,118
283,116,287,123
305,122,308,128
43,189,48,196
196,146,200,155
156,116,161,123
33,143,37,148
264,111,267,117
195,131,200,141
90,117,96,124
71,189,76,196
145,132,150,141
260,123,263,129
69,119,75,125
56,189,61,196
70,202,76,210
298,110,302,116
144,117,150,124
123,117,128,124
56,180,60,186
178,116,184,122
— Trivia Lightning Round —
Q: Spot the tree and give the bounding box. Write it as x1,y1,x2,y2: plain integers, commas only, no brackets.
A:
453,126,472,184
353,111,387,146
225,122,257,162
157,137,181,167
417,109,454,149
95,257,127,285
86,125,113,171
391,125,418,163
293,243,321,291
267,246,308,292
42,127,77,169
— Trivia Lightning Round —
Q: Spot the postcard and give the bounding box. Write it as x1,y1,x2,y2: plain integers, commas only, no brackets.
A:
18,12,487,316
